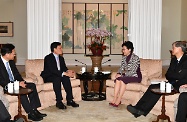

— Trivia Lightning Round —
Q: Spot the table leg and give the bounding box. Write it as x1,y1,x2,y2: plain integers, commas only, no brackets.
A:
14,95,28,122
99,80,103,94
83,80,88,94
152,95,171,122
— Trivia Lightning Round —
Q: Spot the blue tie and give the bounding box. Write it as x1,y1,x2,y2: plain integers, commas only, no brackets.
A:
56,56,60,70
6,62,14,81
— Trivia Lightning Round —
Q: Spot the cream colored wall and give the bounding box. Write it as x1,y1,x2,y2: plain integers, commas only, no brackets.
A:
180,0,187,40
0,0,27,65
1,0,186,65
161,0,182,62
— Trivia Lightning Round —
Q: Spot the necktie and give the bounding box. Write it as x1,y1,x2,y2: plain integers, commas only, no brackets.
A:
6,62,14,81
56,56,60,70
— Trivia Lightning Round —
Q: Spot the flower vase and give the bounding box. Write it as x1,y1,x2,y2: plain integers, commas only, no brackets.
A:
91,48,103,56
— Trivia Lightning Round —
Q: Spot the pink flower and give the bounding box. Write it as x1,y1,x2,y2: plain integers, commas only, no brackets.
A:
86,28,112,51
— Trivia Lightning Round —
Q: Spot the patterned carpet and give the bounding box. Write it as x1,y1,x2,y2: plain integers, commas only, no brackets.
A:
40,100,157,122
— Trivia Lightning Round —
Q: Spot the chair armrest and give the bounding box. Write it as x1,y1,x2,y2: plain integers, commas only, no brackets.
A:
0,86,9,109
36,76,44,85
149,77,167,85
26,73,37,81
111,72,117,80
23,77,35,83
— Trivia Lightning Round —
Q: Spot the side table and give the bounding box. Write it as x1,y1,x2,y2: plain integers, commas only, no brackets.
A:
151,88,177,122
6,88,33,122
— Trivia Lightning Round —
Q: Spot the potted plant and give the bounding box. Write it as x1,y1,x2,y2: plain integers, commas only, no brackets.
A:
86,28,112,56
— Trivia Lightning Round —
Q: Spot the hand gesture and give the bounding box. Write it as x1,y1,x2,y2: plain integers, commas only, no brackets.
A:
115,73,121,79
19,81,26,88
65,70,75,78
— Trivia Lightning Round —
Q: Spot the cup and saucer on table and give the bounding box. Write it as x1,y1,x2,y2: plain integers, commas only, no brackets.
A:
5,80,20,93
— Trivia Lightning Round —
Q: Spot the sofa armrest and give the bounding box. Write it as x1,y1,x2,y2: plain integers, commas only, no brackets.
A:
0,86,9,109
25,73,44,85
148,77,167,85
36,76,44,85
23,77,35,83
26,73,37,81
111,72,117,80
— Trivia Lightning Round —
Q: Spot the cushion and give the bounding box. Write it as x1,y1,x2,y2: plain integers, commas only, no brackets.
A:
140,59,162,79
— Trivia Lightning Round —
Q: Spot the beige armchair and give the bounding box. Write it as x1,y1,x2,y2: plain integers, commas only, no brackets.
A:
25,59,82,109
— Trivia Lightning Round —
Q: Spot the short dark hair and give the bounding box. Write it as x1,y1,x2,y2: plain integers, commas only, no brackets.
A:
122,41,134,53
1,44,15,56
172,41,187,53
50,42,61,52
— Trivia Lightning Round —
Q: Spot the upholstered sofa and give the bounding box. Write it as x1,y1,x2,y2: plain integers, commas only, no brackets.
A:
106,59,180,122
0,59,81,118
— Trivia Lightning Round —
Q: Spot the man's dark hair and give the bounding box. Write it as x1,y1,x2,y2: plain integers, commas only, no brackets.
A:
1,44,15,56
173,41,187,53
50,42,61,52
122,41,134,53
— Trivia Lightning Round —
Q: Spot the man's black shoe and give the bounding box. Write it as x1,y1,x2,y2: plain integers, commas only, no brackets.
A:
28,111,43,121
67,100,79,107
127,104,144,118
56,102,67,109
34,109,47,117
133,113,141,118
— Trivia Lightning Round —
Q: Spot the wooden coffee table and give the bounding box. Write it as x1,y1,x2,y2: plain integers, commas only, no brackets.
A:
6,88,32,122
76,72,111,101
151,88,177,122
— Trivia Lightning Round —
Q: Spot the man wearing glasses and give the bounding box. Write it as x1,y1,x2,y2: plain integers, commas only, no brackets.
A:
0,44,47,121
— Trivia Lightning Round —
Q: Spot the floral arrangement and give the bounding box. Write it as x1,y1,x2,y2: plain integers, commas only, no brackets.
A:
86,28,112,53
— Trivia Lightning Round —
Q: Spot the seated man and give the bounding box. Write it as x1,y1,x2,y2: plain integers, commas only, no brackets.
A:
0,100,24,122
0,44,47,121
127,41,187,118
41,42,79,109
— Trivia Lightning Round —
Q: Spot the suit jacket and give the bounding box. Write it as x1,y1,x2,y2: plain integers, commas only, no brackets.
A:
40,53,68,82
0,56,23,88
117,53,141,78
165,54,187,91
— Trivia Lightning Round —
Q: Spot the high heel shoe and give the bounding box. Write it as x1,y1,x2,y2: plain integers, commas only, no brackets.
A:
109,102,115,106
112,101,121,107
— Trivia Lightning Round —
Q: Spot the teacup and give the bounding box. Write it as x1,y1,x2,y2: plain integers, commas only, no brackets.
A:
14,80,19,90
5,83,14,93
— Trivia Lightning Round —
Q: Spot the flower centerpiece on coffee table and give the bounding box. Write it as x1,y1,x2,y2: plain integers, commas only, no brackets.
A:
86,28,112,56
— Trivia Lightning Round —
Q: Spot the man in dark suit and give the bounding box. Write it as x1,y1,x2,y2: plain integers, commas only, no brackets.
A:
0,44,47,121
127,41,187,118
0,100,24,122
41,42,79,109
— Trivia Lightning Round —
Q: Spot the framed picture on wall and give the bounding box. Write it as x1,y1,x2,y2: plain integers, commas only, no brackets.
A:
0,22,13,37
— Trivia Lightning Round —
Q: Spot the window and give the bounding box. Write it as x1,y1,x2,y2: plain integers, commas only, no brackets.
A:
62,3,128,55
